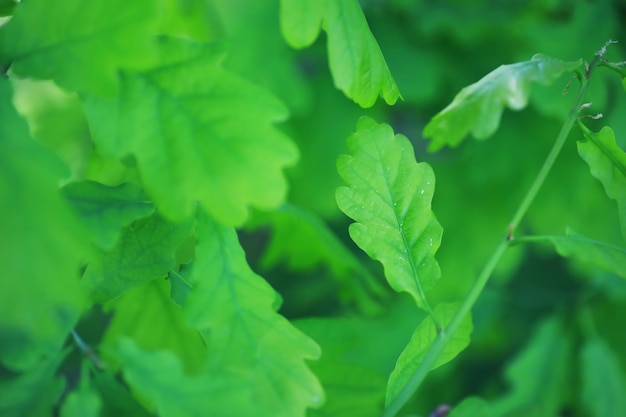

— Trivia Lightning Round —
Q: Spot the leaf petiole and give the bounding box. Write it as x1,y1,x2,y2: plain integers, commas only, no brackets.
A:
71,329,106,369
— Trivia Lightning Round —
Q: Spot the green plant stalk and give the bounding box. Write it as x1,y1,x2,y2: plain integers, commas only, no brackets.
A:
382,62,598,417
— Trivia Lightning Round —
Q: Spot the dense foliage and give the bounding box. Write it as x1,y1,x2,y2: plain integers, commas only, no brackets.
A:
1,1,626,417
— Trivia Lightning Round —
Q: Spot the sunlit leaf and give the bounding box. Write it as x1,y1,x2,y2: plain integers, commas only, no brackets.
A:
113,338,255,417
83,37,298,225
182,209,324,417
423,54,581,151
528,229,626,279
448,397,492,417
0,78,89,370
279,0,325,49
0,0,158,95
577,124,626,239
336,117,442,312
280,0,400,107
83,213,192,304
0,350,67,417
101,278,206,372
580,337,626,417
61,181,155,250
386,303,472,407
491,316,571,417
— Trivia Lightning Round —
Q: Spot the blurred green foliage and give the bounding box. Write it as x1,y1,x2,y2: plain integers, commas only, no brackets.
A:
2,0,626,416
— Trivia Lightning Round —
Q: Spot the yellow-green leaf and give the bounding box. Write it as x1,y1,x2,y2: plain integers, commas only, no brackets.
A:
83,37,298,225
0,0,158,95
182,209,324,417
336,117,442,312
0,78,89,370
280,0,400,107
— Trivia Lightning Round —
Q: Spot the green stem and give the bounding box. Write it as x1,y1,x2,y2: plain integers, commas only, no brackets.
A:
508,81,587,234
71,329,105,369
382,60,600,417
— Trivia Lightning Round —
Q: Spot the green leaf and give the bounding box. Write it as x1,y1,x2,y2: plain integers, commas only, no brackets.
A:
448,397,492,417
279,0,401,107
0,0,16,16
159,0,220,42
580,337,626,417
336,117,442,312
295,298,424,417
83,213,192,304
61,181,155,250
83,37,298,225
528,229,626,279
92,370,151,417
101,278,206,372
0,78,89,370
279,0,325,49
307,363,386,417
577,124,626,239
386,303,472,408
113,338,255,417
0,0,158,95
60,361,101,417
491,316,571,417
423,54,582,151
0,350,67,417
182,209,324,417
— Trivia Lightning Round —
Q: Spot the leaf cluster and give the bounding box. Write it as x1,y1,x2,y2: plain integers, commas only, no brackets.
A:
2,1,626,417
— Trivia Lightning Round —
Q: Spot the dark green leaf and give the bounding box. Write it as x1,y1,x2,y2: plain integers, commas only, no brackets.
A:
0,0,16,16
255,204,388,313
83,37,298,225
423,55,581,151
580,337,626,417
448,397,492,417
577,124,626,239
528,229,626,279
182,209,324,417
0,0,158,95
83,213,192,303
0,78,89,370
336,117,442,312
491,316,571,417
61,181,154,250
386,302,472,407
0,350,67,417
59,361,101,417
92,370,151,417
280,0,401,107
